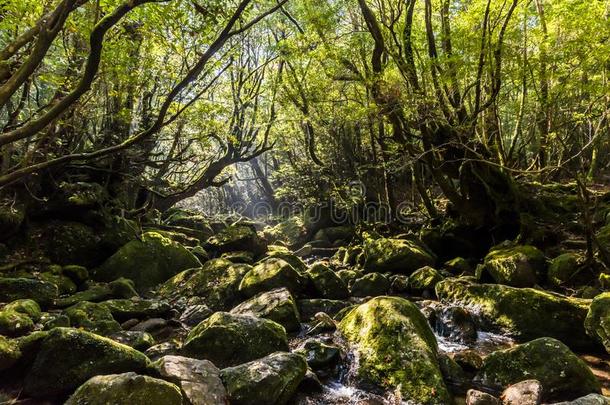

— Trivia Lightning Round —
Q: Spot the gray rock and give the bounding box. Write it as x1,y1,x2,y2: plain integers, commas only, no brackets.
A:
501,379,542,405
156,355,227,405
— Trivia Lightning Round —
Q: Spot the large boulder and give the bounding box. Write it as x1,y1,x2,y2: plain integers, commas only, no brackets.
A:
230,288,301,332
156,355,227,405
584,292,610,353
307,263,349,299
436,278,596,351
206,224,266,257
0,308,34,337
338,296,450,404
363,237,435,273
264,250,308,274
23,327,151,397
66,372,182,405
481,245,546,287
220,352,307,405
239,258,308,298
182,312,288,368
93,231,201,291
262,216,308,246
0,277,58,308
159,259,250,311
475,338,601,401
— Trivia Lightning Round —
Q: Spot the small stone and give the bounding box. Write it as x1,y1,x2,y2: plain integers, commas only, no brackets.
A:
466,389,501,405
501,379,543,405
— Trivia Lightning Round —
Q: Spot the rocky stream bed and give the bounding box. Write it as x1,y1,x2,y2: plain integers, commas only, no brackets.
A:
2,208,610,405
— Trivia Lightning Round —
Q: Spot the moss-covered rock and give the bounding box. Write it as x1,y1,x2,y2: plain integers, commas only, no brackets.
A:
3,299,41,321
93,231,201,291
207,224,267,257
307,263,349,299
66,372,183,405
0,309,34,337
0,335,20,371
482,245,546,287
109,277,139,298
552,394,610,405
548,253,581,287
313,226,354,244
584,292,610,353
220,351,307,405
336,269,361,287
338,296,450,404
475,338,600,401
265,250,308,274
239,258,308,298
297,299,350,321
54,283,113,308
436,278,596,351
350,273,390,297
262,217,308,246
221,250,254,264
363,237,436,273
38,271,78,295
64,301,121,335
597,224,610,255
444,257,473,275
408,266,444,295
230,288,301,332
159,258,251,311
0,277,58,308
100,299,171,323
62,265,89,285
182,312,288,368
24,327,151,397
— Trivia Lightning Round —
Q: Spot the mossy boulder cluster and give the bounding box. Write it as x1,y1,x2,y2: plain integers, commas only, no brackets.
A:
93,231,201,291
363,237,436,273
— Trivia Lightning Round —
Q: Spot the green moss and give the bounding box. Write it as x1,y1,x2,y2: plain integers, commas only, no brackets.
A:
436,278,596,351
4,299,41,321
38,271,78,295
338,296,450,404
0,309,34,337
0,335,20,371
363,237,436,273
221,352,307,405
475,337,600,401
239,258,308,298
444,257,473,275
350,273,390,297
32,221,102,267
159,258,251,310
207,225,266,257
0,277,58,308
408,266,444,294
62,265,89,284
221,250,255,264
93,231,201,291
109,277,139,298
297,299,350,321
182,312,288,368
548,253,581,287
584,292,610,353
64,301,121,335
66,372,183,405
230,288,301,332
108,331,155,351
24,327,151,397
483,245,546,287
55,283,112,308
263,216,308,246
265,250,308,273
100,299,171,323
307,263,349,299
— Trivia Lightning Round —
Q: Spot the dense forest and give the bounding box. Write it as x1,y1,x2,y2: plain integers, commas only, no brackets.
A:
0,0,609,404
